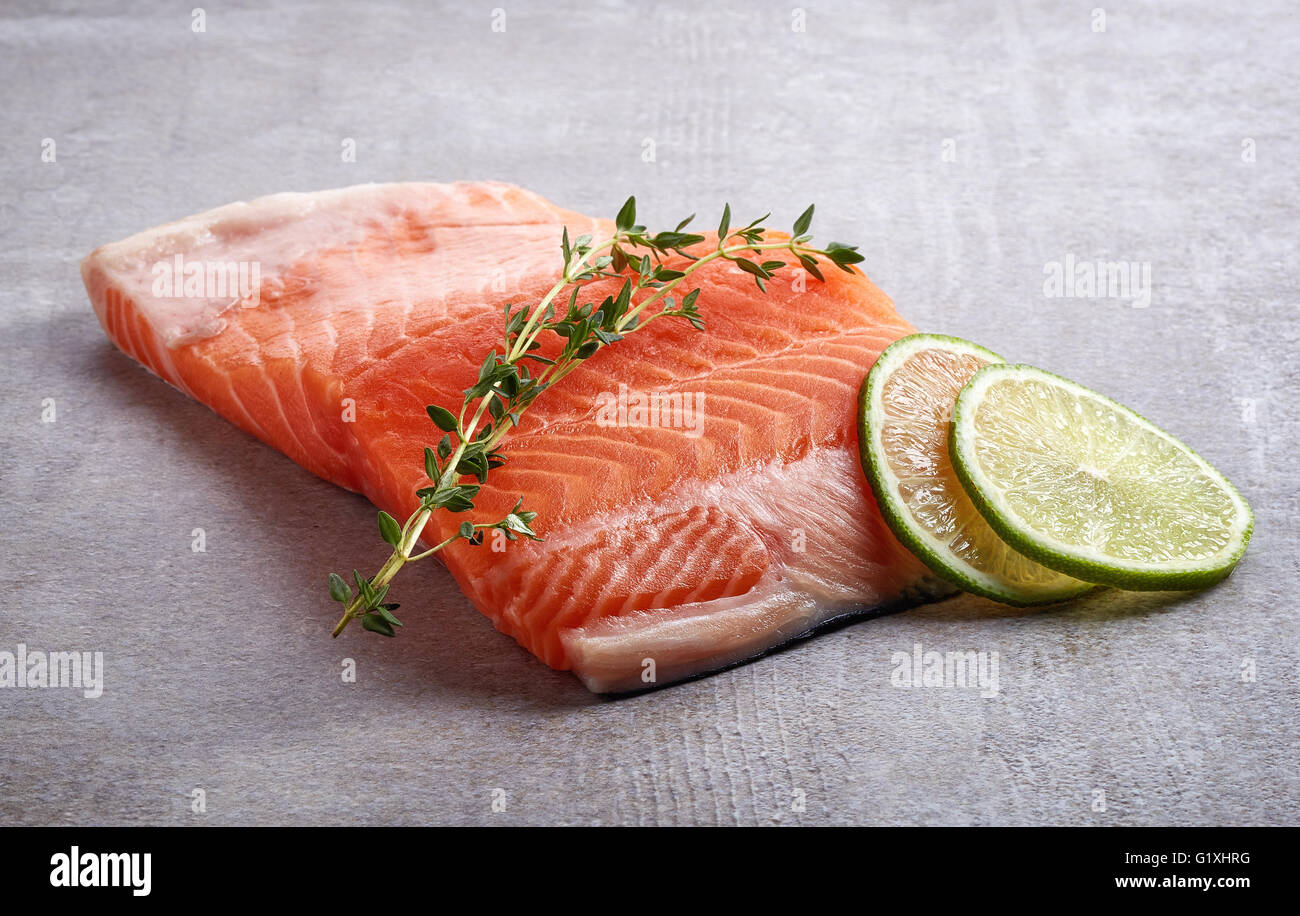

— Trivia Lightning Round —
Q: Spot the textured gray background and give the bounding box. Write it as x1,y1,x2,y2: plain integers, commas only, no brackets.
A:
1,0,1297,826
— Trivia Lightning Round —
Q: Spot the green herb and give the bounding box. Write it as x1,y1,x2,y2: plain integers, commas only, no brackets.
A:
329,198,863,638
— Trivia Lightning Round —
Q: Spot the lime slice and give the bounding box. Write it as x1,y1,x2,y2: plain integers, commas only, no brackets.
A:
859,334,1094,605
950,364,1253,590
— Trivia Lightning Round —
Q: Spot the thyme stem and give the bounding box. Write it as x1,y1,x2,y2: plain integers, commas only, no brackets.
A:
327,199,864,638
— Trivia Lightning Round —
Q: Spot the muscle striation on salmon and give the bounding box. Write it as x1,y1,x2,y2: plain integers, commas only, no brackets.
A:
82,181,948,692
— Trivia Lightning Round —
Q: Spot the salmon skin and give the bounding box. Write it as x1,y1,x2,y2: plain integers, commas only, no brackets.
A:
82,181,947,693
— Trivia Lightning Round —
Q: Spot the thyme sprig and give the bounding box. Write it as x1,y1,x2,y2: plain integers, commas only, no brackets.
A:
328,197,864,638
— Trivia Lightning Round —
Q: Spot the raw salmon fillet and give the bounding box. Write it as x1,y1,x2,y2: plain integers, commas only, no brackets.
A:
83,181,945,692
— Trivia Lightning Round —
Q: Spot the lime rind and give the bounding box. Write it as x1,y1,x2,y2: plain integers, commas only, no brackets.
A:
949,363,1254,590
859,334,1096,606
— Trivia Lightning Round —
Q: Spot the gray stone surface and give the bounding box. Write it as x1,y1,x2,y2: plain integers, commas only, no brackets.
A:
1,0,1297,826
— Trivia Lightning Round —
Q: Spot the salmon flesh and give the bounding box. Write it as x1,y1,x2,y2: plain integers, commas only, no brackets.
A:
82,182,946,692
